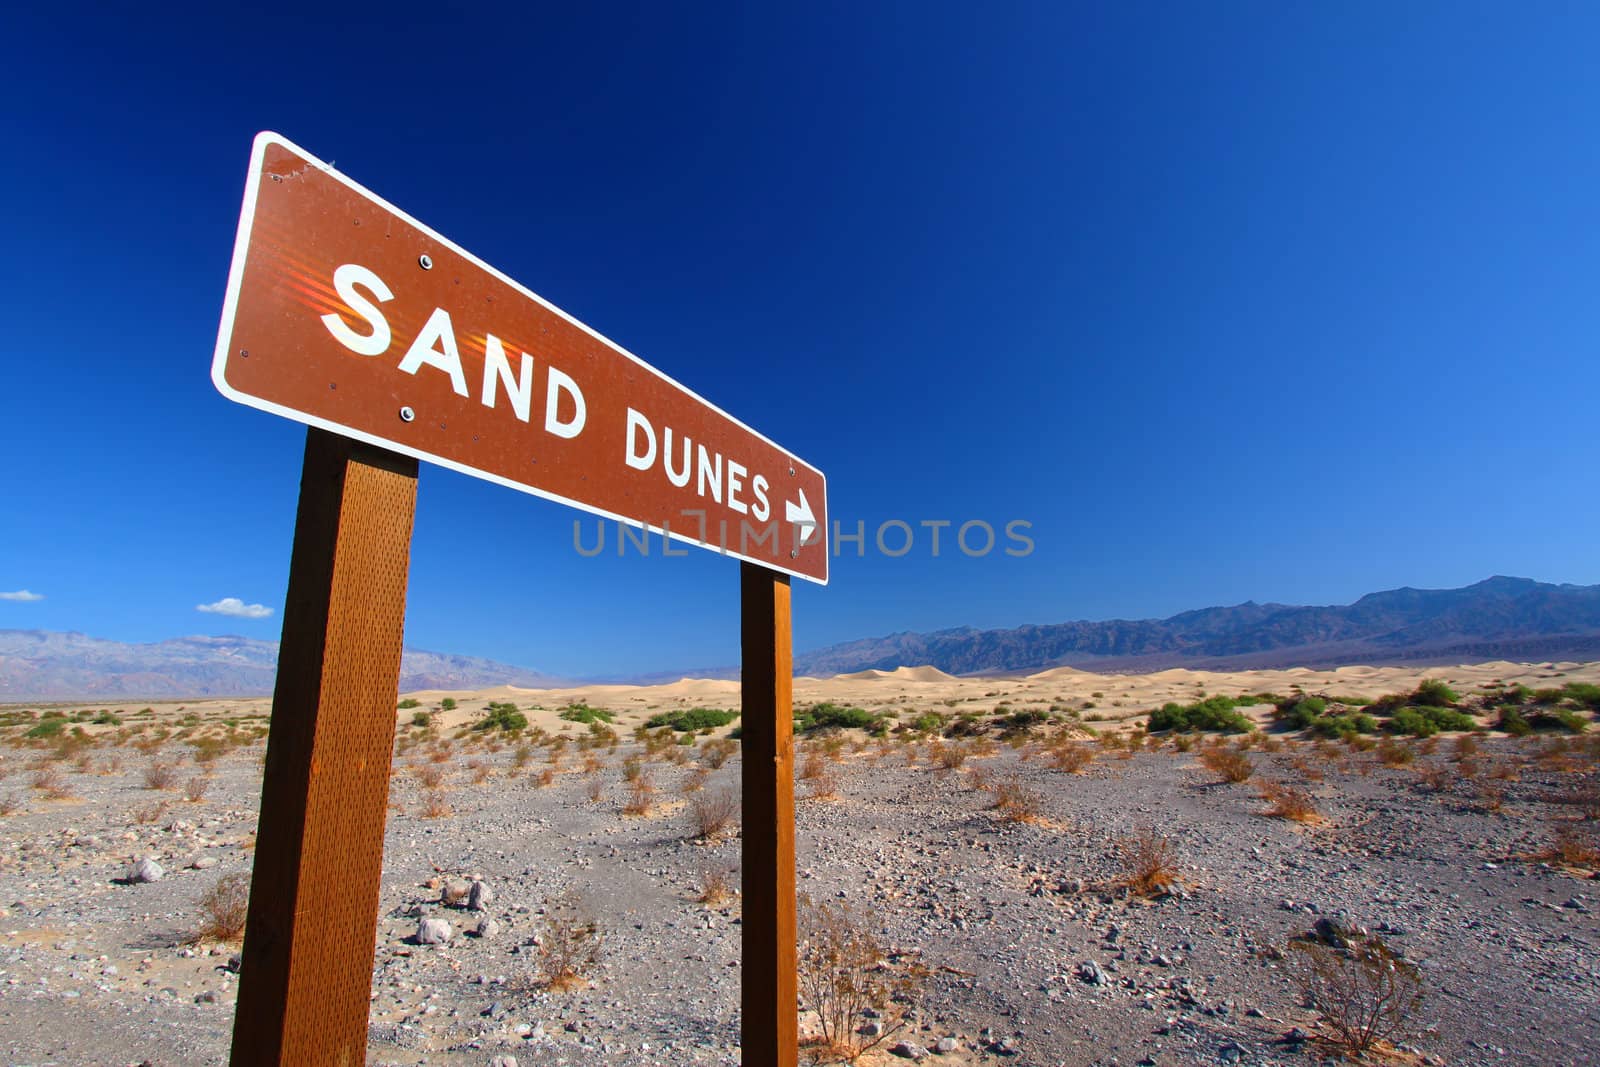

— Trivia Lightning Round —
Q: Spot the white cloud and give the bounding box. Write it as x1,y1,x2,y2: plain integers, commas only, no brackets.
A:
0,589,44,602
197,597,273,620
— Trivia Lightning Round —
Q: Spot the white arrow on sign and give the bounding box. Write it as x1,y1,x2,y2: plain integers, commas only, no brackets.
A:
786,488,818,544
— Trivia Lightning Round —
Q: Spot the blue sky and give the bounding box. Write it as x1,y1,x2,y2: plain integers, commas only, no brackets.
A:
3,4,1598,678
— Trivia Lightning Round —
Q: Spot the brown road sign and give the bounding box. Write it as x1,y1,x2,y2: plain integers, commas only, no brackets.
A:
213,132,828,584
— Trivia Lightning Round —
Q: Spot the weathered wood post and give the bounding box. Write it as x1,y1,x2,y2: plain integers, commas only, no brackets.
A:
740,560,799,1066
230,427,417,1066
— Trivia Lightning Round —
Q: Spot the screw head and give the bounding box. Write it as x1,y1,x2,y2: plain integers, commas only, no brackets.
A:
399,406,415,422
418,254,433,270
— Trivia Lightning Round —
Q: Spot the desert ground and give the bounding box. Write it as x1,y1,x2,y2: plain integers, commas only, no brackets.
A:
0,660,1596,1066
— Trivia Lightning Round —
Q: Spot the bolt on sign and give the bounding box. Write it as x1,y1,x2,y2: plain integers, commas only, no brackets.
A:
212,132,828,584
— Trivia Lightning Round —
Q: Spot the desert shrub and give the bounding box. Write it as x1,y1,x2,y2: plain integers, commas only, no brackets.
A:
647,707,740,732
995,708,1052,737
474,702,528,732
410,711,431,728
195,872,251,943
690,788,740,840
533,894,602,991
24,717,66,740
796,703,878,734
1276,696,1328,728
558,704,613,725
413,763,446,788
932,742,970,770
1413,678,1459,706
1388,706,1475,737
1292,932,1423,1054
1517,706,1592,734
0,793,20,816
92,710,123,726
798,896,925,1063
697,864,736,906
808,766,841,800
701,738,738,769
438,696,457,711
1049,741,1094,773
143,762,178,790
1311,712,1378,739
1375,738,1414,766
1117,826,1177,897
1264,783,1320,822
130,799,168,825
1558,682,1600,710
1148,696,1252,734
989,776,1044,822
29,765,73,800
1540,824,1600,866
623,774,656,815
420,790,451,818
397,698,421,710
1495,706,1532,735
1198,746,1253,783
183,775,210,802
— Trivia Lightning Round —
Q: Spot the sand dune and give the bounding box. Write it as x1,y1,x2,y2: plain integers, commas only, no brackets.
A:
33,660,1598,740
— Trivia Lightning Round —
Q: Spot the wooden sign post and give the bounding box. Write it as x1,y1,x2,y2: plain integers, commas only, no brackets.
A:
230,429,418,1065
740,562,798,1066
211,132,827,1065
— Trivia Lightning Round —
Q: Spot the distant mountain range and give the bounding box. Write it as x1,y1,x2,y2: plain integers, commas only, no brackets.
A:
0,630,566,703
4,577,1598,701
791,576,1600,676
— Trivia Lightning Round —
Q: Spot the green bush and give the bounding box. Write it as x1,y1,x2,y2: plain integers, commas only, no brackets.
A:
996,708,1052,736
410,711,431,727
1388,705,1475,737
24,717,66,739
559,704,614,725
1148,695,1252,734
1276,697,1327,730
92,710,122,726
794,702,878,733
906,712,946,735
1496,707,1532,736
1414,679,1459,706
1552,709,1590,733
1309,712,1378,739
397,698,421,710
475,702,529,732
1558,683,1600,710
645,707,740,732
440,697,457,711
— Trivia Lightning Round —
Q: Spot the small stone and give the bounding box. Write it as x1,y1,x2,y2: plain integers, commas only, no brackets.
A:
442,880,473,906
417,917,452,945
487,1057,518,1067
1311,917,1350,949
195,990,217,1004
1076,960,1108,986
472,916,500,939
191,856,219,871
125,858,164,884
468,880,494,911
859,1020,884,1037
1219,1042,1244,1064
988,1037,1020,1056
935,1037,959,1054
889,1041,930,1060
